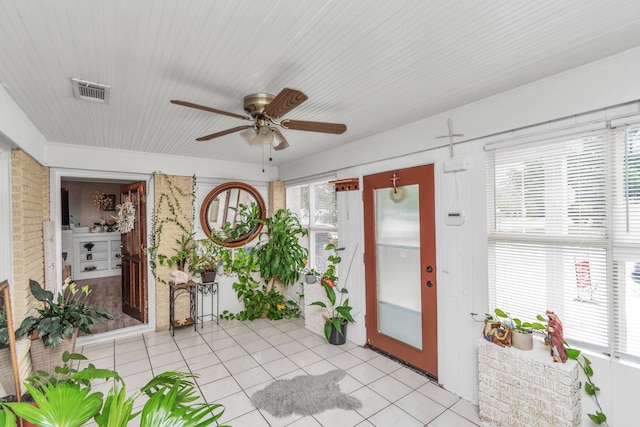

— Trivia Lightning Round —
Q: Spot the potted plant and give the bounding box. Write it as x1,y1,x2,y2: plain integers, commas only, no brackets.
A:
82,242,94,252
2,352,228,427
493,308,545,350
190,237,224,283
471,308,545,350
14,279,115,374
218,247,301,321
472,309,608,425
303,266,317,284
300,251,323,284
156,232,197,272
253,209,308,294
310,243,355,345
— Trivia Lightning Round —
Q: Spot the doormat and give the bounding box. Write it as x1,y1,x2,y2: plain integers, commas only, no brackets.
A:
251,369,362,417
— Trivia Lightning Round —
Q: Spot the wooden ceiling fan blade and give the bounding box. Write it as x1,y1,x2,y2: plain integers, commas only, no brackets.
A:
272,128,289,151
263,88,308,118
170,100,250,121
281,119,347,134
196,125,251,141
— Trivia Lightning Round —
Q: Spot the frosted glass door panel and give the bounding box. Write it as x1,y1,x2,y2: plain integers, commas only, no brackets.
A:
375,185,422,349
376,245,421,310
375,186,420,247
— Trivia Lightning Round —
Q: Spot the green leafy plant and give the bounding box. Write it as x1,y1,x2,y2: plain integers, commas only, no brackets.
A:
147,174,196,284
493,308,546,333
213,202,263,244
156,232,197,272
220,288,300,321
471,308,545,333
310,244,355,341
3,351,122,427
0,407,17,427
563,346,607,426
15,279,115,348
190,237,225,274
218,247,301,321
2,352,228,427
253,208,308,292
0,306,8,349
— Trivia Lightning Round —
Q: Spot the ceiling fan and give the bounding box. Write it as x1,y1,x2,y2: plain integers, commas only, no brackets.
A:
171,88,347,151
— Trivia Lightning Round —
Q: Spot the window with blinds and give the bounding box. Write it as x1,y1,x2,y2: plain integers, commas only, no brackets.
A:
487,118,640,361
287,182,338,274
611,124,640,360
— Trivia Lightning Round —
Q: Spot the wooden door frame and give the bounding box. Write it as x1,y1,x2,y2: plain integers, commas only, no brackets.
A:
363,164,438,377
50,169,155,330
121,181,148,323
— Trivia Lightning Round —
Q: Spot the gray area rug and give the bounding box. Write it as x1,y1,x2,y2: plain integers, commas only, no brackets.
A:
251,369,362,417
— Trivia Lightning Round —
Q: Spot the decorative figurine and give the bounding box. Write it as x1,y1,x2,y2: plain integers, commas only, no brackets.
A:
484,321,512,348
546,310,567,363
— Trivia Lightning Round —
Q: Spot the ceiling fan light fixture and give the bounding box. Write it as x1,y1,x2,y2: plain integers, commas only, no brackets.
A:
271,129,284,148
171,87,346,151
256,125,274,146
239,127,258,145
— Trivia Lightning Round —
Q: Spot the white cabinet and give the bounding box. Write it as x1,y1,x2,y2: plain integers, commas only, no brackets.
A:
73,233,122,280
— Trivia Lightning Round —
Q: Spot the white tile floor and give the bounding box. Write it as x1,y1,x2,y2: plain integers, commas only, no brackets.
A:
78,317,483,427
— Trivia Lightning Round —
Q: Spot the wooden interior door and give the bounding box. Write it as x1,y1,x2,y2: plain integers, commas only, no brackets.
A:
120,181,148,323
363,164,438,377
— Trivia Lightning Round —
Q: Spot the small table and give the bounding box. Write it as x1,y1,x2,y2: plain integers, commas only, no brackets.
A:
196,281,219,327
169,280,196,336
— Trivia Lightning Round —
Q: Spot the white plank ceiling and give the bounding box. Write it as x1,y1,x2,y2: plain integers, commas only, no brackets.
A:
0,0,639,167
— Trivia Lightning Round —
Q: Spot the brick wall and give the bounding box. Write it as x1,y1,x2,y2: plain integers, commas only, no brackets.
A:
10,149,49,323
268,180,286,214
10,149,50,384
152,173,194,331
304,281,331,338
478,339,581,427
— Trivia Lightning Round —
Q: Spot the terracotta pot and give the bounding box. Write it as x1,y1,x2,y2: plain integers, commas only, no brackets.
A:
328,322,347,345
18,401,39,427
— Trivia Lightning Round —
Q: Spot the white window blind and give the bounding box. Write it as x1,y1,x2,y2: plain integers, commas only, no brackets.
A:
487,129,611,350
488,118,640,360
611,124,640,360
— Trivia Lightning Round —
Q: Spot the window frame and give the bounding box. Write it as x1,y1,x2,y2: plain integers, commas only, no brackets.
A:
486,117,640,362
286,181,338,276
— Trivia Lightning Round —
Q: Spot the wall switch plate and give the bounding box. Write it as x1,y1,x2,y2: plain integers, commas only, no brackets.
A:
446,212,465,226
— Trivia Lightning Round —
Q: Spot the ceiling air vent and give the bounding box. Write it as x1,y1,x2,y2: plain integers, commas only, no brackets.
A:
71,78,110,104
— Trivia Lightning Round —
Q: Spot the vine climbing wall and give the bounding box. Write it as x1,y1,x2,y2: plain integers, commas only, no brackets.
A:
152,173,195,331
